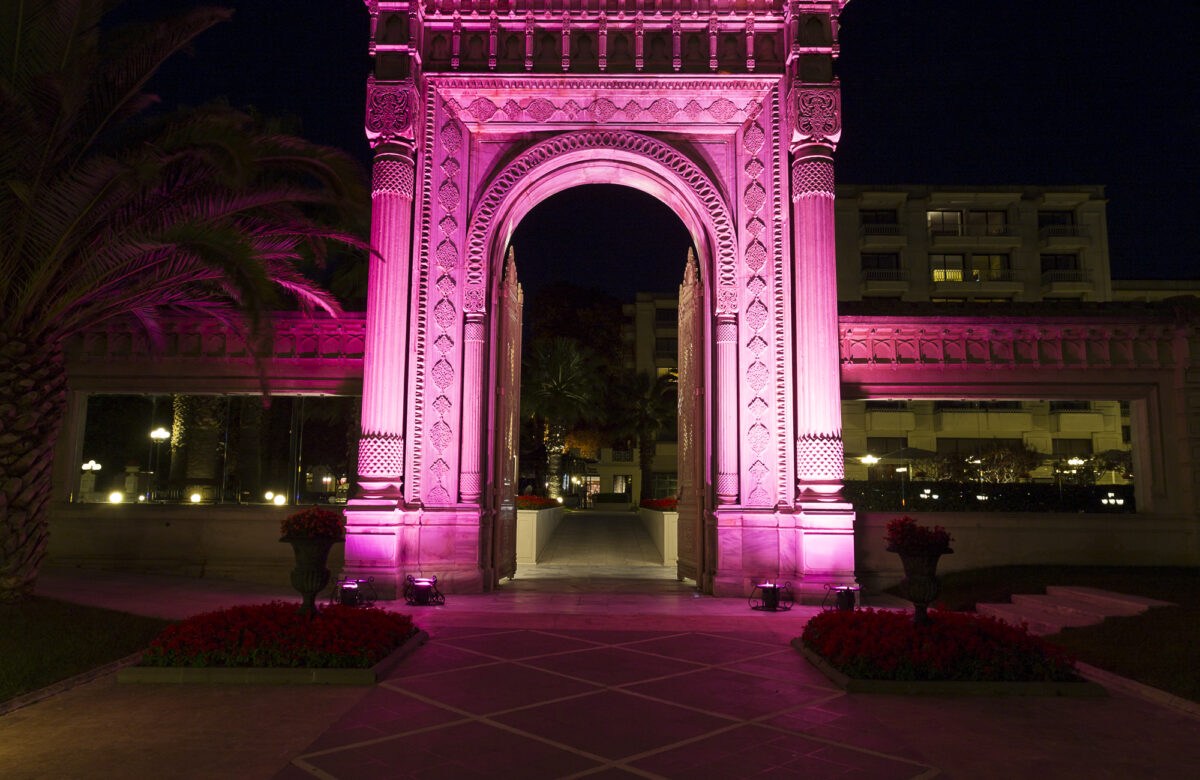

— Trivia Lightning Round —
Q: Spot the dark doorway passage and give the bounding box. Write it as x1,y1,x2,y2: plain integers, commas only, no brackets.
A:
503,510,694,594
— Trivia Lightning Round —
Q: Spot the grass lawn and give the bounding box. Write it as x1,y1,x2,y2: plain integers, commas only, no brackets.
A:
916,566,1200,704
0,597,171,704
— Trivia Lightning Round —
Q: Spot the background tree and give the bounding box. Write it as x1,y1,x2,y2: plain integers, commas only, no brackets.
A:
0,1,368,603
976,442,1044,483
520,338,601,499
608,370,678,500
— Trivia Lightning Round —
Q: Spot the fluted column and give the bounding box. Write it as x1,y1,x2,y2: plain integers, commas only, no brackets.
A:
791,144,844,500
459,313,487,502
715,313,739,505
357,147,416,498
786,79,845,502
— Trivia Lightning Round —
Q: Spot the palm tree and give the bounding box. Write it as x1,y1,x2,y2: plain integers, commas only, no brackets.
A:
609,371,678,500
0,2,369,602
521,338,601,499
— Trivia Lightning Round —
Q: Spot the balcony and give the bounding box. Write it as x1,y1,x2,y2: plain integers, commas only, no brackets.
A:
860,267,910,296
928,223,1021,249
1038,224,1092,249
859,223,908,249
930,267,1024,295
1041,268,1094,296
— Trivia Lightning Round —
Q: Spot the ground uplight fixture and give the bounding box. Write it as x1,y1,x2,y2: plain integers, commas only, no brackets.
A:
404,575,445,606
823,583,861,612
749,581,793,612
190,493,202,503
273,493,287,506
332,577,377,607
108,491,123,503
264,491,274,500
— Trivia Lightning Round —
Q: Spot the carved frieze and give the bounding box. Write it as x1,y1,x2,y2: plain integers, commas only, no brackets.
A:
446,94,754,126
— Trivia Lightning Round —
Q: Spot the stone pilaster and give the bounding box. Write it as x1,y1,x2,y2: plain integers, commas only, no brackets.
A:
715,313,740,505
458,313,487,502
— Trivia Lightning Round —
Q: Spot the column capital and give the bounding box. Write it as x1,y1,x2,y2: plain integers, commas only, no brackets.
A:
366,76,419,150
786,81,841,152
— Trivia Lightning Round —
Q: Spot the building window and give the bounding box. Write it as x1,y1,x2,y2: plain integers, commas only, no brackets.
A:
1038,210,1075,227
971,254,1012,281
1052,439,1093,458
866,436,907,455
860,209,898,225
966,210,1008,236
930,254,965,282
927,210,962,236
654,337,677,358
650,472,678,499
861,253,902,281
654,307,678,325
1049,401,1091,412
1041,254,1081,272
865,400,908,411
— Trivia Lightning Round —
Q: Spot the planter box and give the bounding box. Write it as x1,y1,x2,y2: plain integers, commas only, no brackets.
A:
515,507,564,564
638,507,678,566
792,638,1106,697
118,630,427,686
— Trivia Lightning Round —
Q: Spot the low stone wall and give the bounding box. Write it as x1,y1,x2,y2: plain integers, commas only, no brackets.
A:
46,503,345,586
638,508,678,566
856,511,1200,592
515,506,564,565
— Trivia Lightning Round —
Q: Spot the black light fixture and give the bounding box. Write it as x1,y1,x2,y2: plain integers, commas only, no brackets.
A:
749,581,794,612
332,577,377,607
404,575,445,606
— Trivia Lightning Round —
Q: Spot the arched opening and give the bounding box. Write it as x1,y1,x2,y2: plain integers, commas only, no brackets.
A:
472,137,731,593
504,184,692,591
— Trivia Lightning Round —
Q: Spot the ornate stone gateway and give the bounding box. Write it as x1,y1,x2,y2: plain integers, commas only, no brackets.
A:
345,1,858,598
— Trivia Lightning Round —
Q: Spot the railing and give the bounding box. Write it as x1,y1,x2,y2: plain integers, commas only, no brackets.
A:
928,224,1018,239
859,224,904,238
1041,269,1091,285
1039,225,1090,241
611,449,634,462
931,268,1021,284
861,268,907,282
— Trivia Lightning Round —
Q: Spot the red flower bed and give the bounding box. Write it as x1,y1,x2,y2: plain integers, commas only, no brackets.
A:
515,495,559,510
281,507,345,539
640,497,678,511
140,603,414,669
801,608,1078,682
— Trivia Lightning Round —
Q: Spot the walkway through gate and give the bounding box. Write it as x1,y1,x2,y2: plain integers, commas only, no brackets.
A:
343,2,858,599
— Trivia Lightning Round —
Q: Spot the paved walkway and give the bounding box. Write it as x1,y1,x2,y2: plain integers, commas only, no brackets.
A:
4,514,1200,778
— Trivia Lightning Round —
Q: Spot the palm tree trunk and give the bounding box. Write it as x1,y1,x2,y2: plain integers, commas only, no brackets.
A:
0,335,68,603
638,437,657,501
545,421,566,500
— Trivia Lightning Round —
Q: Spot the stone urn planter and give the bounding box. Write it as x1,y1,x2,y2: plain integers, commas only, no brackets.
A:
282,536,337,617
884,516,954,627
280,507,346,618
888,546,953,626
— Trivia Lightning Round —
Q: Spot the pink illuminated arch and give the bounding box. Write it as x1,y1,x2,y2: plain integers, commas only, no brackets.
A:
464,130,736,301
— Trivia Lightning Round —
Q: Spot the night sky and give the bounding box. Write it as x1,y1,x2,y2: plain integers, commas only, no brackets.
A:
134,0,1200,300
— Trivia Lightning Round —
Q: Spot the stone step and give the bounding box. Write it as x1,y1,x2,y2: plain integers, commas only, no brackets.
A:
975,602,1071,636
1045,586,1174,611
1011,593,1143,620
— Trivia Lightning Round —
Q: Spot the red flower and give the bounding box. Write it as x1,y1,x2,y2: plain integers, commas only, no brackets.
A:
140,602,414,668
281,507,345,539
640,497,678,511
515,495,558,510
884,516,952,554
800,608,1077,682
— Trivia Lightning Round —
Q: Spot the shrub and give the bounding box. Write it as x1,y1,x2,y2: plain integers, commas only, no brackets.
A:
140,602,413,669
515,495,559,510
800,608,1078,682
281,507,345,539
640,497,678,511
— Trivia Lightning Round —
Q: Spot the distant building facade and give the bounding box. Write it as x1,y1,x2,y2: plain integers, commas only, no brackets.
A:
623,184,1199,490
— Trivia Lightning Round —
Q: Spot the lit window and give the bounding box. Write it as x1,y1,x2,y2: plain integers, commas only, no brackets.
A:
930,254,965,282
